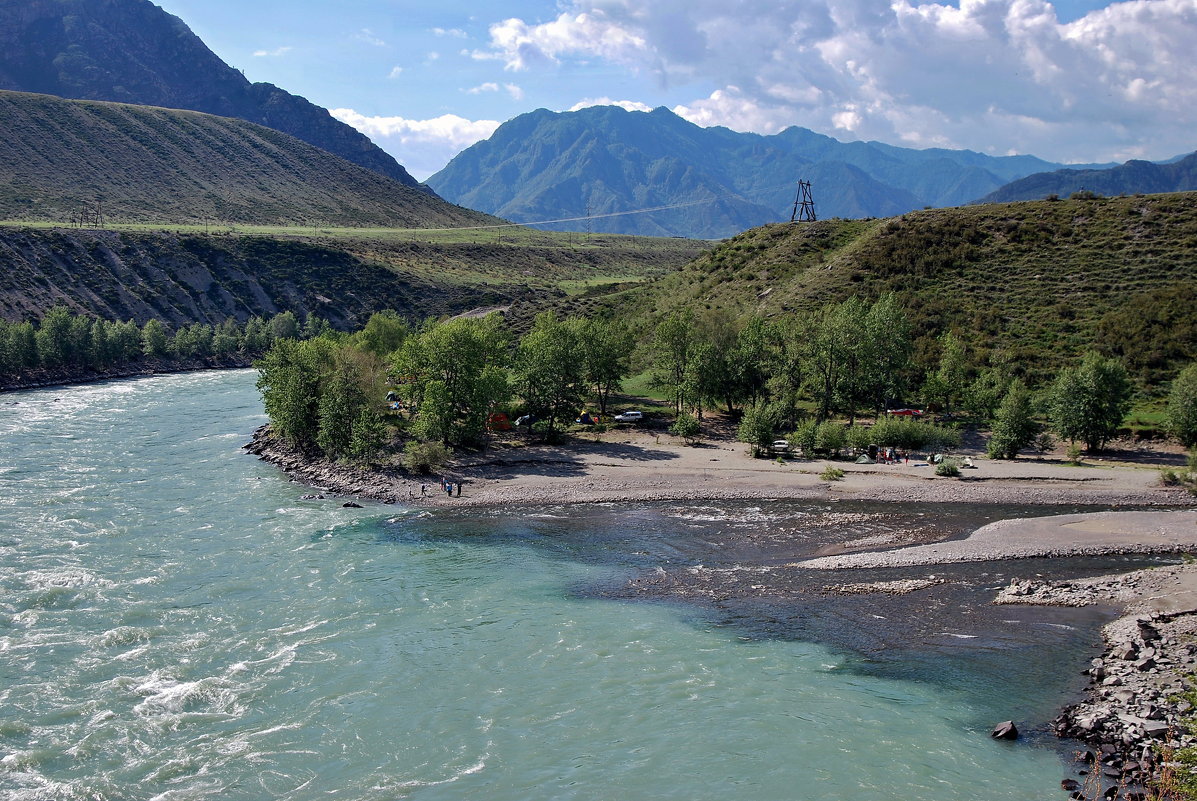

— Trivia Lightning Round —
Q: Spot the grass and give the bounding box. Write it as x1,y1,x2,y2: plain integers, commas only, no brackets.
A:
609,193,1197,391
618,371,671,403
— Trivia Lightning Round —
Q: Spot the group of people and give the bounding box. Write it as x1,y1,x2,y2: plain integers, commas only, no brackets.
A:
416,477,463,498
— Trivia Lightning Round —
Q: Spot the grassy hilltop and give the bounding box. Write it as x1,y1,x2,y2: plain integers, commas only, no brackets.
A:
572,192,1197,386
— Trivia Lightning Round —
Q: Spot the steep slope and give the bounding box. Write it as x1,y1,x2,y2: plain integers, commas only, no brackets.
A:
977,152,1197,203
0,225,705,331
427,105,1068,238
600,192,1197,385
0,91,498,227
0,0,420,188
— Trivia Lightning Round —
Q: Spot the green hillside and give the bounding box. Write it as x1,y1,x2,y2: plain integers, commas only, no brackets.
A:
0,90,495,228
593,192,1197,387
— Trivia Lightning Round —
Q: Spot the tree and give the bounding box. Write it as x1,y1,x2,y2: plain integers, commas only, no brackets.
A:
650,309,698,413
393,314,510,445
515,312,586,434
256,338,334,448
349,407,389,463
315,350,368,459
354,310,409,357
270,311,300,341
987,380,1037,459
924,331,968,414
1166,363,1197,447
1048,352,1133,452
669,412,701,444
579,317,633,417
142,319,169,358
35,306,74,367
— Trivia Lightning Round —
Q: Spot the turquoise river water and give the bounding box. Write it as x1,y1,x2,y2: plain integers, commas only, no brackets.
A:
0,369,1123,799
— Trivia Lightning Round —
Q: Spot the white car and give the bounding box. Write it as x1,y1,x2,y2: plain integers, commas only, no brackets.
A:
613,410,644,423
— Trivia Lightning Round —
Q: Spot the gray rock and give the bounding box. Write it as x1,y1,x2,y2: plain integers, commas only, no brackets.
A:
991,720,1019,740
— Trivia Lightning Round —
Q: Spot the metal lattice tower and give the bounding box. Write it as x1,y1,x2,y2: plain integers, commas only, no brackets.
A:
790,180,816,223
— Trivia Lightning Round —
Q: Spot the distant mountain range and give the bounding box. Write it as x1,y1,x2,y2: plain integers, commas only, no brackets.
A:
0,90,498,227
975,152,1197,203
0,0,422,190
426,106,1080,238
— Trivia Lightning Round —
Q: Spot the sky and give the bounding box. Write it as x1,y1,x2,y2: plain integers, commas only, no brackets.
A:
155,0,1196,181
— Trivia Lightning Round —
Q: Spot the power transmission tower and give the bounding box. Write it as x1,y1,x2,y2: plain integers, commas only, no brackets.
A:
790,180,816,223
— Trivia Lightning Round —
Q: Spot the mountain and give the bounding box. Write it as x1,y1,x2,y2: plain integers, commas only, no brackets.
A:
0,0,421,189
0,90,497,228
574,192,1197,386
976,152,1197,203
426,105,1067,238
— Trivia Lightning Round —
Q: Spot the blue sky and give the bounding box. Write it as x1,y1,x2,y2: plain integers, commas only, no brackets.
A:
156,0,1195,180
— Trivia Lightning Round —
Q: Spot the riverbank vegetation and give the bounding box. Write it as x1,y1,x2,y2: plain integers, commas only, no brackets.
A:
0,306,324,389
252,296,1197,475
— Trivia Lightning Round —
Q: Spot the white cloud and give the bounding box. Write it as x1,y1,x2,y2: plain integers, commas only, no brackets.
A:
466,82,526,100
331,108,501,180
388,66,404,80
473,12,648,71
477,0,1197,162
356,28,386,47
433,27,468,38
252,46,292,58
569,98,653,113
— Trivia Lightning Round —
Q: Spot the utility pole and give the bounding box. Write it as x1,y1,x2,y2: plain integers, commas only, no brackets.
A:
585,202,592,244
790,180,816,223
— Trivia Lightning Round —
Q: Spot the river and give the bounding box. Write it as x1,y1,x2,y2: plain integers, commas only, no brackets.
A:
0,369,1118,799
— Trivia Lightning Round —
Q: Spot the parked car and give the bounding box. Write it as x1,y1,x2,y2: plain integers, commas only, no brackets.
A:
770,439,790,454
613,410,644,423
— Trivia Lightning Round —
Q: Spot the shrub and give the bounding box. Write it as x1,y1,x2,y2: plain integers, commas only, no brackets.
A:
935,459,961,477
787,419,818,457
403,440,450,474
815,421,848,456
670,413,701,443
819,465,845,481
1065,442,1084,465
1166,364,1197,447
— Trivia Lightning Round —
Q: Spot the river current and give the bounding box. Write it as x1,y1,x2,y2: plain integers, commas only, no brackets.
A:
0,369,1119,799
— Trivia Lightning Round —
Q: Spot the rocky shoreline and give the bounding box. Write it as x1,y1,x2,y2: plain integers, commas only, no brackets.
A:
1000,568,1197,799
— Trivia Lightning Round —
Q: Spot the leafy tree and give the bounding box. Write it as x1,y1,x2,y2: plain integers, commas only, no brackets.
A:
1166,363,1197,447
270,311,300,341
316,352,368,459
738,401,783,448
349,407,389,463
924,331,968,414
35,306,74,367
302,314,331,341
515,312,587,434
142,319,170,358
256,338,334,448
987,380,1037,459
393,314,510,445
354,310,409,357
579,317,633,417
1048,352,1133,452
242,316,273,353
650,309,698,413
212,318,243,356
963,365,1012,421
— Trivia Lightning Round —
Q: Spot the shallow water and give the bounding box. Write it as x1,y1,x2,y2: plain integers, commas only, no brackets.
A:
0,370,1124,799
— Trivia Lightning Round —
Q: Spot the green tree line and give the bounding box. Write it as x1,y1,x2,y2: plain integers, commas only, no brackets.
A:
256,299,1197,467
0,307,329,381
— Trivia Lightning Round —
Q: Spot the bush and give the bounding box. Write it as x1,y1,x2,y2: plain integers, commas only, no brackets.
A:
819,465,845,481
1065,442,1084,465
787,419,818,457
935,459,961,477
1166,364,1197,447
815,422,848,456
403,440,450,474
868,417,961,451
670,413,701,443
